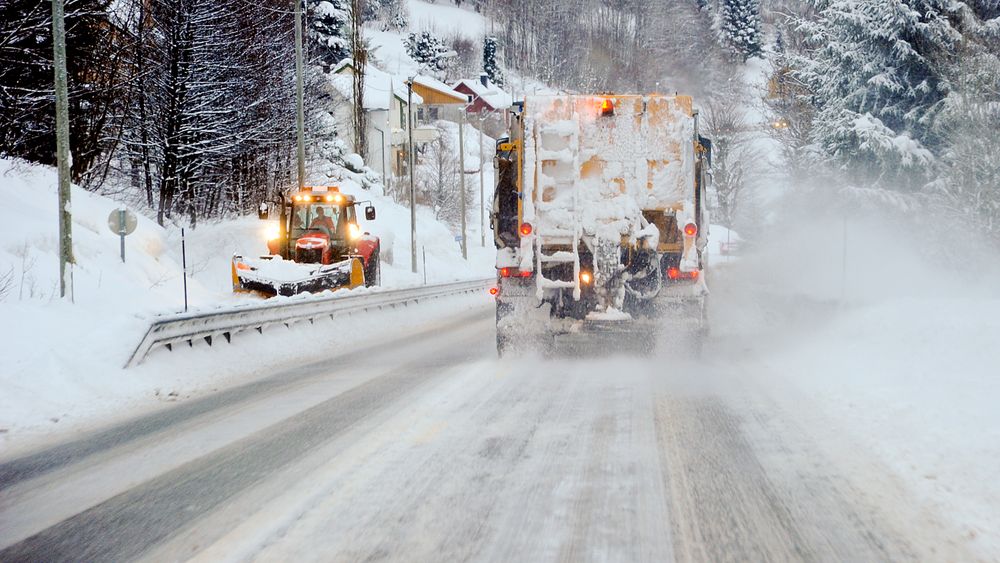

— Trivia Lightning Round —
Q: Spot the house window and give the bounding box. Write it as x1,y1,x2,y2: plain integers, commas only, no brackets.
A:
416,106,440,124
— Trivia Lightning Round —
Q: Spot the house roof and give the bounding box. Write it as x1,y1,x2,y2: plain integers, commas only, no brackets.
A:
412,75,468,104
331,59,422,109
452,77,513,110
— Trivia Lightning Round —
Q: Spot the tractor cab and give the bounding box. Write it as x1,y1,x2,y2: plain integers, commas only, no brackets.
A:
266,186,376,265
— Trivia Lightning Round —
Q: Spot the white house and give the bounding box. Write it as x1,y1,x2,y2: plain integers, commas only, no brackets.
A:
330,60,440,179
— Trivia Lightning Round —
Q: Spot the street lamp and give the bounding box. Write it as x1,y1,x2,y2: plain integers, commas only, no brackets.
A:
479,111,486,248
458,103,467,260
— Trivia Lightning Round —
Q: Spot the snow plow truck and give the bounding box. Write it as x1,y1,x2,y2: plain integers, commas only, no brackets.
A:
233,186,381,297
491,95,712,355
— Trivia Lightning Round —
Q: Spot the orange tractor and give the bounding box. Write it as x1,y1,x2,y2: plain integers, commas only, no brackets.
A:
232,186,381,297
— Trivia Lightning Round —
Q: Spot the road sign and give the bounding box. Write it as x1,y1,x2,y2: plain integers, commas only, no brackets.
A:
107,208,137,262
108,208,137,236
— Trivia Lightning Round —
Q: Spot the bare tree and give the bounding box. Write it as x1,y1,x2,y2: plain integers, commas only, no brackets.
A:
350,0,367,160
703,96,756,227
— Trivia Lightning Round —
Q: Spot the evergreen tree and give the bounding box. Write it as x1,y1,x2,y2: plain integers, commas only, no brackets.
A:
718,0,763,62
405,31,452,75
361,0,406,31
482,36,504,87
794,0,960,188
308,0,352,67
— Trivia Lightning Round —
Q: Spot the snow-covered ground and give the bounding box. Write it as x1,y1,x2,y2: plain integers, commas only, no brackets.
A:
0,157,492,447
708,209,1000,558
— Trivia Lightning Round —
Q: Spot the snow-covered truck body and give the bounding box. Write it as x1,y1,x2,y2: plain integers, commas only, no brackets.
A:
491,95,711,354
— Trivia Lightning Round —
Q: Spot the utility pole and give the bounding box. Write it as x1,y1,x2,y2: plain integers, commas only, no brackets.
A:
458,109,467,260
52,0,73,301
407,78,417,273
479,113,486,248
293,0,306,190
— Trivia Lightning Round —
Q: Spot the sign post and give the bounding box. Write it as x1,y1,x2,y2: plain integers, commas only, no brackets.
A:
182,228,189,312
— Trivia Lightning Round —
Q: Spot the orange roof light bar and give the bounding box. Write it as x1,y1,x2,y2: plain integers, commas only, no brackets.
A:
600,98,615,117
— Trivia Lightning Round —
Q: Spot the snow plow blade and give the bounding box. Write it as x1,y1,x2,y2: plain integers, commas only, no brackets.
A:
231,255,365,297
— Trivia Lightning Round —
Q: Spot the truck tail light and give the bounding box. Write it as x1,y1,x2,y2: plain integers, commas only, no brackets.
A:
667,267,700,281
519,222,533,236
684,223,697,237
489,287,499,295
499,268,533,278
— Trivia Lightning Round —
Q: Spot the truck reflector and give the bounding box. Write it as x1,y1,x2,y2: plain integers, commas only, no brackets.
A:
684,223,698,237
519,223,533,236
489,287,499,295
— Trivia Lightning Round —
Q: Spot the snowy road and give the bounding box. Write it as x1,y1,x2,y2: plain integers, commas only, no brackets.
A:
0,293,974,561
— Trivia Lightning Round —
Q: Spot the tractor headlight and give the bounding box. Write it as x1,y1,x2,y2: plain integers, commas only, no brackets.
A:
348,223,362,240
265,224,280,241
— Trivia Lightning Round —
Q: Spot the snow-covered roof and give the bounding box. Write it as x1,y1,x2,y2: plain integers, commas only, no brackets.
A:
331,59,422,109
452,77,513,110
412,75,468,103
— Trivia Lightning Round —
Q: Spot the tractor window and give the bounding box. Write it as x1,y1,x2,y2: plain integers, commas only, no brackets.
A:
293,204,343,238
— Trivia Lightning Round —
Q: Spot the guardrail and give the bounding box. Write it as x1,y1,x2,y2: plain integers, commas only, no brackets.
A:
126,278,493,368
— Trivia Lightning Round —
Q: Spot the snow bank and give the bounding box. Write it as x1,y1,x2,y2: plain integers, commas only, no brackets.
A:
0,159,209,439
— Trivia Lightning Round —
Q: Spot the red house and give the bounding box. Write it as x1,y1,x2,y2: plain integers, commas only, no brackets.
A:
452,73,513,115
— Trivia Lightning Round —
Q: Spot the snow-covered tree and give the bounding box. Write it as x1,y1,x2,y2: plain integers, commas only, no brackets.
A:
0,0,119,181
793,0,961,189
308,0,351,67
405,31,452,76
718,0,763,62
929,25,1000,247
418,127,464,229
482,36,504,87
365,0,407,31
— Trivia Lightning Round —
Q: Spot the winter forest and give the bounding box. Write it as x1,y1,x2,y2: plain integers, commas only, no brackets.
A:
2,0,999,247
